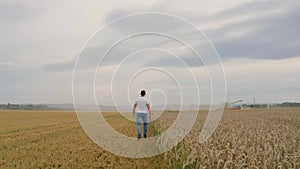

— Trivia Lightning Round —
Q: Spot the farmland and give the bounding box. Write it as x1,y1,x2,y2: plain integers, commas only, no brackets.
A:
0,108,299,168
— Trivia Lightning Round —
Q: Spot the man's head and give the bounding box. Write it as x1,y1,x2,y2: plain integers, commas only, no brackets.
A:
141,90,146,97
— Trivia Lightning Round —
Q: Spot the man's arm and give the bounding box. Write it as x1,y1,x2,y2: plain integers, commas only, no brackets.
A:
147,104,151,119
132,103,137,115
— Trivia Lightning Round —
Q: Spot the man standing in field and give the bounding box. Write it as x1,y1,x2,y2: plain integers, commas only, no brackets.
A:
132,90,151,140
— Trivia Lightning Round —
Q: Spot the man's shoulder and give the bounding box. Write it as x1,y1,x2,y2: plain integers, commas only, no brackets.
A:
136,97,149,101
136,97,142,102
143,97,150,103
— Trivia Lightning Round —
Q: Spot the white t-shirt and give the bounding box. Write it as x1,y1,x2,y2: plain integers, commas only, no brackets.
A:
135,97,150,113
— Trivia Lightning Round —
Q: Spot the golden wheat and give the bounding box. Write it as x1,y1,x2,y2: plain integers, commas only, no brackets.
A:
0,108,299,168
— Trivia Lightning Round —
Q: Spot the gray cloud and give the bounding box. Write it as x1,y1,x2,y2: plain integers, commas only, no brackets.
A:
42,42,132,72
0,1,46,24
206,0,300,60
40,0,300,105
102,0,300,63
41,59,75,72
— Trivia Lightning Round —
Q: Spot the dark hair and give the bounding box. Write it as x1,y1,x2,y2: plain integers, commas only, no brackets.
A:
141,90,146,96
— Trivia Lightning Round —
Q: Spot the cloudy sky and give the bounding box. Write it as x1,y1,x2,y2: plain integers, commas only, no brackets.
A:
1,0,300,105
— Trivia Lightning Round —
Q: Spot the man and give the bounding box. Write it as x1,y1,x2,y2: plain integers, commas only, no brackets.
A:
132,90,151,140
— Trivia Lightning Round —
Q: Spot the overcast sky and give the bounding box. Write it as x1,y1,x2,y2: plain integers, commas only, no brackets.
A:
1,0,300,105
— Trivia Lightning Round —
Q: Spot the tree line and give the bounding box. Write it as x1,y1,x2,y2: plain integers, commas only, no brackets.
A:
246,102,300,108
0,103,55,110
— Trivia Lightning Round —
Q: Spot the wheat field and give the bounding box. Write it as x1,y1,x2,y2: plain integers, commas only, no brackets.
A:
0,108,299,168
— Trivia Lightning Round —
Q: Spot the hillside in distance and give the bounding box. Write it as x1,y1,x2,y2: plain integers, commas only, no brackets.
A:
1,102,299,111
